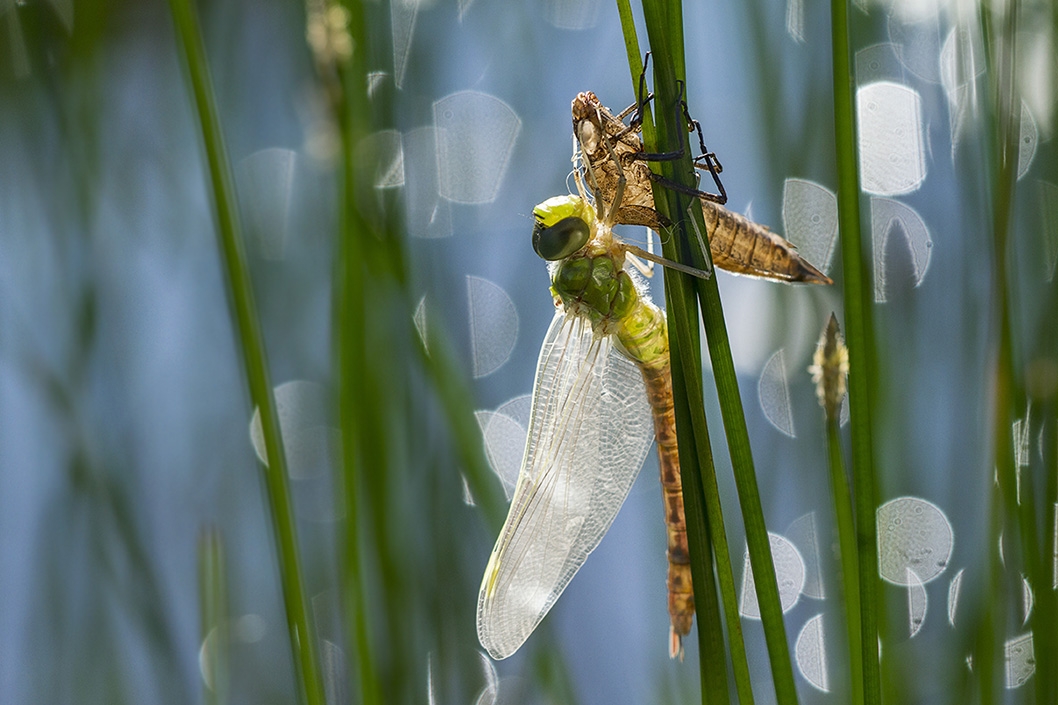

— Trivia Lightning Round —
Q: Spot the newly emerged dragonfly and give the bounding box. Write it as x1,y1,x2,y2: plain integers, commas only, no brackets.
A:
477,82,831,663
476,173,695,662
572,84,832,284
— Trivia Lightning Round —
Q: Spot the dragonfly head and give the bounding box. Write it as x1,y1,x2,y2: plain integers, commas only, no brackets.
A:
532,195,593,261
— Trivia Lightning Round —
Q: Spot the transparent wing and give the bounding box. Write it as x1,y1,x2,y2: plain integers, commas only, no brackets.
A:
477,312,656,660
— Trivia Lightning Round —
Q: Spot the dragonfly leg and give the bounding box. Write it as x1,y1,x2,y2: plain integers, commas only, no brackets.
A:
626,78,729,205
683,108,727,204
621,53,653,139
609,54,653,141
614,98,641,122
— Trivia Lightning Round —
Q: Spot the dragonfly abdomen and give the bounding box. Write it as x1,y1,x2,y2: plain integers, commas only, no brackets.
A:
698,200,831,284
616,303,695,659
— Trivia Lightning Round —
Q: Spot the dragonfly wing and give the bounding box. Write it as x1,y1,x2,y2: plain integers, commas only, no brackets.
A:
477,312,656,660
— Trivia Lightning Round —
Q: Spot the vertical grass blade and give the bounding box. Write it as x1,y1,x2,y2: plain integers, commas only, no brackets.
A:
167,3,325,703
329,47,384,705
808,314,861,703
615,2,794,702
826,417,862,703
615,6,739,700
1038,397,1058,705
979,1,1022,701
634,3,799,703
827,1,880,702
198,528,229,705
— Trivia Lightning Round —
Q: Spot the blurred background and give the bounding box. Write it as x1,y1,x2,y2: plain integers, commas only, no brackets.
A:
0,0,1055,703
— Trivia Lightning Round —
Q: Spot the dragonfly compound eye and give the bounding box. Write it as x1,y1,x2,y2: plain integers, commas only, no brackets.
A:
532,216,590,261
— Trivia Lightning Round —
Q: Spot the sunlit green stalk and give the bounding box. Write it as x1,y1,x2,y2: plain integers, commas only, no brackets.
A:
638,10,799,705
333,101,382,705
828,1,880,703
622,2,797,702
167,2,324,703
616,5,740,700
824,418,861,704
1037,401,1058,705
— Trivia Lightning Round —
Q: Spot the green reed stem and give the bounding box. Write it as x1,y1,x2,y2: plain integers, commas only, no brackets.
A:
617,9,729,697
198,528,229,705
1037,400,1058,705
824,417,862,704
167,2,325,703
980,0,1022,701
642,12,799,705
414,312,506,530
333,91,383,705
621,2,797,702
329,4,389,703
828,2,880,702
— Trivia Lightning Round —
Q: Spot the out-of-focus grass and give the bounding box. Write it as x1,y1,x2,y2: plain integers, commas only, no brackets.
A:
198,528,229,705
167,0,326,702
5,0,1058,704
980,1,1024,703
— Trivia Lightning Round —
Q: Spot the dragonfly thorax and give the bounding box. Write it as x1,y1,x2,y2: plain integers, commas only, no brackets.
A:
551,253,638,335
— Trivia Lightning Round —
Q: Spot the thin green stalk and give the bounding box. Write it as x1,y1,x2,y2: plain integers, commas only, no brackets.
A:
618,33,755,705
334,144,381,705
825,418,861,705
668,328,733,701
198,528,229,705
616,5,744,701
414,312,506,530
616,6,735,700
982,0,1022,701
661,254,756,703
1036,400,1058,705
167,3,325,704
976,485,1001,705
327,4,384,703
619,3,797,702
828,2,880,703
634,8,799,705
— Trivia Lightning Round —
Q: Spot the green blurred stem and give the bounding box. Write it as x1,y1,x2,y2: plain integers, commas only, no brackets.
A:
167,3,325,704
331,4,384,704
414,317,506,530
1037,403,1058,705
825,418,862,705
198,528,229,705
828,1,880,703
334,112,382,705
982,0,1022,702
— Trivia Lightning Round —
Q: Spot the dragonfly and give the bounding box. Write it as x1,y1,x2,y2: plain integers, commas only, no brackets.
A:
477,82,831,663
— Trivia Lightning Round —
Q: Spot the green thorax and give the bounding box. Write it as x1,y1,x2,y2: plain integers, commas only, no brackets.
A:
551,254,668,369
534,195,669,369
